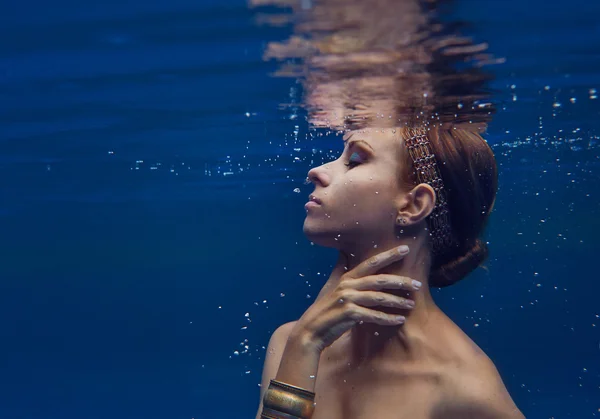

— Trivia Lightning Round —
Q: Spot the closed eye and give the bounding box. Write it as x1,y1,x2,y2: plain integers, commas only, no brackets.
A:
344,151,363,168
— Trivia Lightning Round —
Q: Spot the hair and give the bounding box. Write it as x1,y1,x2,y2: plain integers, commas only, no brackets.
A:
399,125,498,287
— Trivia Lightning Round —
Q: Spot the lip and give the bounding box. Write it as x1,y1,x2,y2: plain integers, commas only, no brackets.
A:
308,195,322,205
305,201,321,209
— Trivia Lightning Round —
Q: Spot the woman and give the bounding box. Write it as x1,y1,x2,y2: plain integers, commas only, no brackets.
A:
255,126,524,419
253,0,523,417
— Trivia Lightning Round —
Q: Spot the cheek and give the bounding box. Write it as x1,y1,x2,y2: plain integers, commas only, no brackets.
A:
353,178,395,200
343,183,395,216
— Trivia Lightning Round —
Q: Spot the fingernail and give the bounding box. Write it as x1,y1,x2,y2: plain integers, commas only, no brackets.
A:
398,245,409,254
406,300,415,308
395,316,406,323
412,280,422,290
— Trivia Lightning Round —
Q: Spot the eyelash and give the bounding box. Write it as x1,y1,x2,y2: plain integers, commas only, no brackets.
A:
344,152,363,168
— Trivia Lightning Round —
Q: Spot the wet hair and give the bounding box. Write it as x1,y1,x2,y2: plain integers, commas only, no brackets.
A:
399,126,498,287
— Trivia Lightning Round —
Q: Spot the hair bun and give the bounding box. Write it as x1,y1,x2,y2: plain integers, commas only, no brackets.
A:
430,239,489,287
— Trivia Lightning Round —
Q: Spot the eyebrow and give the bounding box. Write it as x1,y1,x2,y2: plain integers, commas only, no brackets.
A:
344,139,374,152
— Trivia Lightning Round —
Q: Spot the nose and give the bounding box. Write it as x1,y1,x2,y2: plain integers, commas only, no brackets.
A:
307,164,330,187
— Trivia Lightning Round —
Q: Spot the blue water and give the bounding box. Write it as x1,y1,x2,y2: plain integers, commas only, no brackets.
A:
1,0,599,418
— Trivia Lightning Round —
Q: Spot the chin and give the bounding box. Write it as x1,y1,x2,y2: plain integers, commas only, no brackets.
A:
303,221,369,250
302,222,342,249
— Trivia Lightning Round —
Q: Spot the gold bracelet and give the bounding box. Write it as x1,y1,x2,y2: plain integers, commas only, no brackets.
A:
261,407,305,419
262,379,316,419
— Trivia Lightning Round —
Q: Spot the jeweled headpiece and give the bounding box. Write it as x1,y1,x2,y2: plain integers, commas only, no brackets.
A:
405,132,458,255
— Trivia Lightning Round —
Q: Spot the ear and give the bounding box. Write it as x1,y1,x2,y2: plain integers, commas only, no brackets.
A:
395,183,436,225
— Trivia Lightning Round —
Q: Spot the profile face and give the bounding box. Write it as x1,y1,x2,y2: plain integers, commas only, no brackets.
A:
303,129,409,249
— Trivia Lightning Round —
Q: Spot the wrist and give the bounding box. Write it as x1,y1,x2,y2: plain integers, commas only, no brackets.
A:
274,328,322,393
288,327,322,356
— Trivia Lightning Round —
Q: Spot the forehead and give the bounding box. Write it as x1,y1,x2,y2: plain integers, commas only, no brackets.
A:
343,128,400,150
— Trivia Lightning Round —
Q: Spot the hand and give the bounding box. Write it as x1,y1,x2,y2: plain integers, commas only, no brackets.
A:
290,245,421,353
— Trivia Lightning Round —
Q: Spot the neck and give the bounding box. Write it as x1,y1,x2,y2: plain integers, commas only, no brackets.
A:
318,242,440,363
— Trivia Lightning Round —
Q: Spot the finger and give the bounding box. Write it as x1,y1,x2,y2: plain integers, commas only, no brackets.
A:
346,245,409,279
344,304,406,326
347,274,421,292
348,290,415,310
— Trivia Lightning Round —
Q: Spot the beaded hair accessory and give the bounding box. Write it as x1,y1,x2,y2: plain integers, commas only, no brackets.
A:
404,132,458,255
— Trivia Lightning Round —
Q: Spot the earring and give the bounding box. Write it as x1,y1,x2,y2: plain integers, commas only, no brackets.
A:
397,217,407,225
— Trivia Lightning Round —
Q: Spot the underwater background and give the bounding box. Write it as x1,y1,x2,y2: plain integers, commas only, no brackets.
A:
0,0,599,417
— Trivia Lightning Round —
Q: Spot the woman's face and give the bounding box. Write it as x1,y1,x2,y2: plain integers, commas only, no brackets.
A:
303,128,410,251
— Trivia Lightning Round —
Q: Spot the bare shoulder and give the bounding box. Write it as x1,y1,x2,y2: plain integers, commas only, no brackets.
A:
255,321,298,419
436,331,525,418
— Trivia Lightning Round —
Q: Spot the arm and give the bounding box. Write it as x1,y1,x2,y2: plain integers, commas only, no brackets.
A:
255,252,348,418
255,321,296,419
255,321,324,419
255,247,416,418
